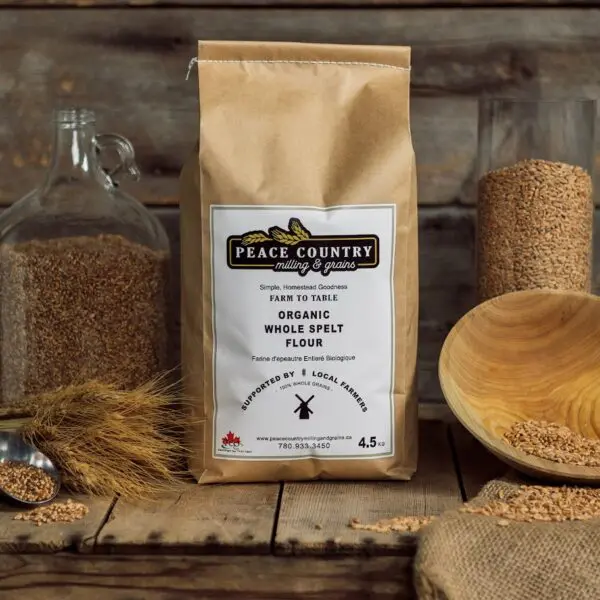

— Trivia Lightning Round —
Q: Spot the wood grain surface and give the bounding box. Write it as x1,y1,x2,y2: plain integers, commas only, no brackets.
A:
96,483,280,553
0,418,497,560
275,421,462,555
0,9,599,206
450,423,507,500
440,289,600,484
0,0,589,6
0,421,511,600
0,553,415,600
0,493,114,553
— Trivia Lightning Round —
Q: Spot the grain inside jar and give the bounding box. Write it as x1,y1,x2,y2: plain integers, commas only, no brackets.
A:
0,234,169,407
476,158,593,302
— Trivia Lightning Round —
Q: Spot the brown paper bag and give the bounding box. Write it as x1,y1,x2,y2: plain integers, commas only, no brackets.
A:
180,40,418,484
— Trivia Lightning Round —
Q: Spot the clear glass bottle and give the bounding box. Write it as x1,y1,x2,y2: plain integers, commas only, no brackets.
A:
476,98,596,302
0,108,170,408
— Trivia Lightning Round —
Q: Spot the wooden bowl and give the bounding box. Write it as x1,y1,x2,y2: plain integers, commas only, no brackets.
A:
439,289,600,484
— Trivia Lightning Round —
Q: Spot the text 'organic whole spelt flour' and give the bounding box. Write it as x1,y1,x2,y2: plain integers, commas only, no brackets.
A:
181,41,418,484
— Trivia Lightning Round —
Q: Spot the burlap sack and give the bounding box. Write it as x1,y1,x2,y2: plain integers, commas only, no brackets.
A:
414,477,600,600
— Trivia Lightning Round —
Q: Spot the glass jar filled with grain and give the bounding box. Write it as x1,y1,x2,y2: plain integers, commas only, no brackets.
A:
476,98,595,302
0,108,170,409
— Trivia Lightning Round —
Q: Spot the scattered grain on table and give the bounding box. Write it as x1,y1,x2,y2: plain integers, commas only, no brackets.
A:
504,419,600,467
461,484,600,523
13,498,89,526
349,515,435,534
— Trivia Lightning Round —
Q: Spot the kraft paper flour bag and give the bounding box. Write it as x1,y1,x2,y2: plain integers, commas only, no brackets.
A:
181,40,418,484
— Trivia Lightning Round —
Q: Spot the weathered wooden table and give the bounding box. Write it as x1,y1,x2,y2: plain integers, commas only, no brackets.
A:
0,410,505,600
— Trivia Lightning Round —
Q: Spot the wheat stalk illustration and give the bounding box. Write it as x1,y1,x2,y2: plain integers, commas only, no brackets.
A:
241,219,313,246
269,227,303,245
241,232,272,246
288,218,311,241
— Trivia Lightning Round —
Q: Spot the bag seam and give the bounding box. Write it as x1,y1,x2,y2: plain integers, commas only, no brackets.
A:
196,58,410,71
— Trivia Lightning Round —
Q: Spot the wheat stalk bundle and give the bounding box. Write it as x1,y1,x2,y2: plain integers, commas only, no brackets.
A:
0,377,190,501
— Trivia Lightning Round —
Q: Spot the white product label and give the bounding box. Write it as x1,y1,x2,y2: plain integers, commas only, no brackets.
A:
211,205,395,460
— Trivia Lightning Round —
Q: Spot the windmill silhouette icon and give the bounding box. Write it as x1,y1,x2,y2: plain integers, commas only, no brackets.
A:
294,394,314,420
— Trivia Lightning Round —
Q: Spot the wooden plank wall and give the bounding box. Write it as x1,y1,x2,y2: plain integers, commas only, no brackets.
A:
1,1,599,402
2,4,600,207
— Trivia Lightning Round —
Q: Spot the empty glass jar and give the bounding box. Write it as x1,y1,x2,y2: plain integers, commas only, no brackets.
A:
0,108,170,408
476,98,596,302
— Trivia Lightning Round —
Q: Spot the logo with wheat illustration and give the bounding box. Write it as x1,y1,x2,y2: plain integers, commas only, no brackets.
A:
227,217,379,277
242,218,311,247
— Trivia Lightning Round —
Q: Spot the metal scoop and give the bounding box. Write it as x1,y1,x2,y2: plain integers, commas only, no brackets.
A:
0,431,61,506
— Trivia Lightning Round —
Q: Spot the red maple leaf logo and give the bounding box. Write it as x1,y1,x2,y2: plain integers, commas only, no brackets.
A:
222,431,241,446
